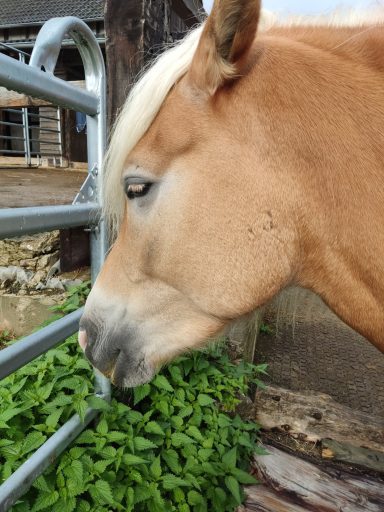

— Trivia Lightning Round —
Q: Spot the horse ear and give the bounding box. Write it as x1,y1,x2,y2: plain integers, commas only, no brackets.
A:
188,0,261,95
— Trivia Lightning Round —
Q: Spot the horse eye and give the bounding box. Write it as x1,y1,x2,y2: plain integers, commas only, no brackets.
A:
126,183,152,200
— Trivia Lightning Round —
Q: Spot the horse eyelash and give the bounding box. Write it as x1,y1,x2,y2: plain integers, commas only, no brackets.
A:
126,183,152,199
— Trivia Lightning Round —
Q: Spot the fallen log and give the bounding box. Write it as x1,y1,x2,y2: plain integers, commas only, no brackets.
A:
255,385,384,472
242,444,384,512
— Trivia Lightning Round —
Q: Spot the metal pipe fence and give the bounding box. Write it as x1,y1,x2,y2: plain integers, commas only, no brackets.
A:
0,105,63,166
0,17,110,511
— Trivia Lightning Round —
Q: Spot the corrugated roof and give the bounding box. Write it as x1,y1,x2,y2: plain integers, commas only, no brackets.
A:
0,0,104,28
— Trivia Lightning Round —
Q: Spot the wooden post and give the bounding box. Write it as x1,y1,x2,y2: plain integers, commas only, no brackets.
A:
104,0,203,132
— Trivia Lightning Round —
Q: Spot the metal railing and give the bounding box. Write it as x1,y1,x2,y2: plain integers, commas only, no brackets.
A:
0,44,64,167
0,17,111,511
0,106,63,166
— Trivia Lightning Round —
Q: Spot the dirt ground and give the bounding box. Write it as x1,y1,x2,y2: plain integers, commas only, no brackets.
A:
255,288,384,417
0,167,86,208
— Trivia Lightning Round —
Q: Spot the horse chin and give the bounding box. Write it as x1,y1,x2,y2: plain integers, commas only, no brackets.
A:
110,352,156,388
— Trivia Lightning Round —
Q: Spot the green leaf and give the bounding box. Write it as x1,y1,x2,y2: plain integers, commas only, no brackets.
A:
32,476,51,493
94,459,114,474
231,468,258,484
197,394,214,406
74,400,88,422
162,450,181,474
150,456,162,479
153,375,174,392
178,405,193,418
89,480,114,505
222,447,237,469
171,433,196,447
96,418,108,436
126,410,143,424
45,408,63,429
186,426,203,442
22,432,46,456
31,491,59,512
134,436,158,451
225,476,242,505
134,484,152,504
133,384,151,405
187,490,204,506
122,454,150,466
162,474,191,490
77,500,91,512
87,395,110,411
144,421,165,436
107,431,127,442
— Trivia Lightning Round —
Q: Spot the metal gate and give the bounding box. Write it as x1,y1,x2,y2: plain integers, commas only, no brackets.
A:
0,17,111,511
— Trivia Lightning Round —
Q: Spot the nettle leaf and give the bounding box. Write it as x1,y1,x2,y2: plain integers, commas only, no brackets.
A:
123,454,150,466
187,490,204,506
74,400,88,423
64,460,83,484
134,484,152,504
134,436,158,451
162,450,181,474
107,431,127,442
45,408,63,429
31,490,59,512
170,433,196,448
94,459,114,474
225,476,242,505
162,474,191,490
197,393,214,407
144,421,165,436
96,419,108,436
153,375,174,392
231,468,258,484
126,410,143,424
186,426,203,442
22,432,46,456
87,395,110,412
54,497,77,512
222,447,237,469
76,430,96,444
89,480,114,505
178,405,193,419
77,500,91,512
32,476,51,493
150,456,162,480
99,446,116,459
133,384,151,405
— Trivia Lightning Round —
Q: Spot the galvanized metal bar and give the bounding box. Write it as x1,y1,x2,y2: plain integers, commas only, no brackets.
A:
0,204,98,239
29,138,61,145
35,126,61,133
0,16,111,511
0,149,25,154
0,121,24,127
0,309,83,381
0,405,101,511
0,53,98,115
26,112,60,121
0,135,25,140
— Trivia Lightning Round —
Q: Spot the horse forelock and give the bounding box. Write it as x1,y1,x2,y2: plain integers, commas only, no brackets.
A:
103,5,384,240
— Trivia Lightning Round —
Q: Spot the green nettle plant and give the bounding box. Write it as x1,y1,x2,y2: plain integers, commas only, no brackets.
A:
0,284,267,512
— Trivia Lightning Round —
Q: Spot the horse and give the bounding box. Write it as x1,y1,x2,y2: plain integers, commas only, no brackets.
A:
78,0,384,387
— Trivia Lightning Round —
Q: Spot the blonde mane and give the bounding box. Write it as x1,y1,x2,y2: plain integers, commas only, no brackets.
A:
103,6,384,239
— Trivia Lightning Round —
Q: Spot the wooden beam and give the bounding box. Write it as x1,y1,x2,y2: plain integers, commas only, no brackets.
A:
104,0,204,132
243,445,384,512
171,0,205,26
0,81,85,108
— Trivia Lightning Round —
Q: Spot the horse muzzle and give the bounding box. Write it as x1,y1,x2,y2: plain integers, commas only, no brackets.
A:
78,316,155,387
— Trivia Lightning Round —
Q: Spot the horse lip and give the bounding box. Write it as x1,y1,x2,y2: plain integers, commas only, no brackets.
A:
111,352,155,388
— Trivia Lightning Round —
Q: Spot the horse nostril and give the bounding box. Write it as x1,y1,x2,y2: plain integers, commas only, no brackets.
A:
78,329,88,351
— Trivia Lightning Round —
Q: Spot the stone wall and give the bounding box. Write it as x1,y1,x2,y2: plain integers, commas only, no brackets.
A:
0,231,88,295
